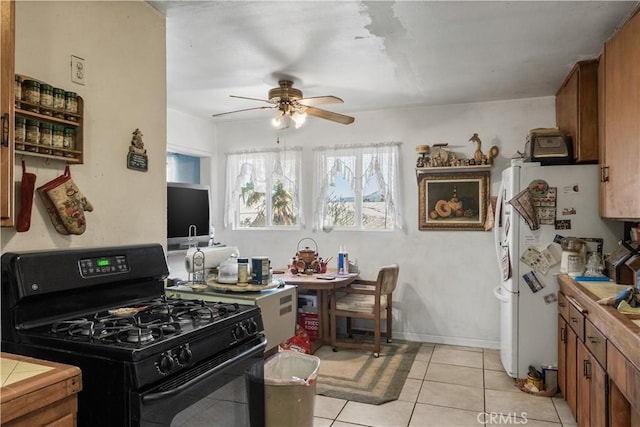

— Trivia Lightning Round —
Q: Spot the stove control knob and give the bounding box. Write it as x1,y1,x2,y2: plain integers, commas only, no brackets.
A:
157,352,175,374
177,345,193,365
233,324,247,339
244,319,258,334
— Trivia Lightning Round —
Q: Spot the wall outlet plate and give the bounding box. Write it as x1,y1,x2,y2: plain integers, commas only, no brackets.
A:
71,55,85,85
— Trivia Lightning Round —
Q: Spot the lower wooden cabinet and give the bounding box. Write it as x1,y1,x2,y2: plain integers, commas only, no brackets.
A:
558,291,607,426
577,339,607,427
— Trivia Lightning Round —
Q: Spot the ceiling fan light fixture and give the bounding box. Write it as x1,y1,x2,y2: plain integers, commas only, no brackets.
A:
291,110,307,128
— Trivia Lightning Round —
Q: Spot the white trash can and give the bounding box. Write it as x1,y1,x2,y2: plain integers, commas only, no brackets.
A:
262,350,320,427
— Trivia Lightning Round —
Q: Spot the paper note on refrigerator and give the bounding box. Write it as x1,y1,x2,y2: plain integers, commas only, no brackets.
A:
520,247,550,275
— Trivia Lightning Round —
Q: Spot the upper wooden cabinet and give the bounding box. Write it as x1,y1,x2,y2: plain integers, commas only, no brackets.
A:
556,59,599,163
599,9,640,220
0,0,15,227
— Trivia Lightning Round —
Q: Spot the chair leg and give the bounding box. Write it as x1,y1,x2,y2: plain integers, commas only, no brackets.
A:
386,297,393,343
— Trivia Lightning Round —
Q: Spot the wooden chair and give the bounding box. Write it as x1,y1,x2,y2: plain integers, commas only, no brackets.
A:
329,264,399,357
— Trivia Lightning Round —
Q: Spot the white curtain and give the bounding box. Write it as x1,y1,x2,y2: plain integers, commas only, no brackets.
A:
312,142,404,232
224,147,303,229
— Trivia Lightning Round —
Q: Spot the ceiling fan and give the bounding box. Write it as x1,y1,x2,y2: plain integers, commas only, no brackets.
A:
211,80,355,127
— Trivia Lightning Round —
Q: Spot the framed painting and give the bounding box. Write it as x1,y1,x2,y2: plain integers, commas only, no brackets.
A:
418,171,490,231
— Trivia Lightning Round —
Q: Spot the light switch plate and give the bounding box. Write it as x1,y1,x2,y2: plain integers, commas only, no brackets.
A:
71,55,85,85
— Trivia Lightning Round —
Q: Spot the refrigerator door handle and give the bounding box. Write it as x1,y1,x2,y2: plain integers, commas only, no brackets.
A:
493,180,505,272
493,285,510,303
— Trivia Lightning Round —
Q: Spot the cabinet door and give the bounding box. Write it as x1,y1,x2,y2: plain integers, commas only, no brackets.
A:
598,54,607,217
567,326,578,418
602,10,640,219
556,60,599,163
578,339,607,427
577,340,592,427
559,314,567,396
0,0,15,227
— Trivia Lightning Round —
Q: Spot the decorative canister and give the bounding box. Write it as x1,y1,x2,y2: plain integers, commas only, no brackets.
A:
14,75,22,107
53,88,65,117
25,119,39,152
39,121,52,154
40,83,53,115
14,116,25,151
52,125,64,156
63,127,76,157
65,91,78,120
23,79,40,112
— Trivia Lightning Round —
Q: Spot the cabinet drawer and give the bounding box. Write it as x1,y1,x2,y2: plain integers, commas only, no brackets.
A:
558,292,569,321
568,303,585,341
585,319,606,367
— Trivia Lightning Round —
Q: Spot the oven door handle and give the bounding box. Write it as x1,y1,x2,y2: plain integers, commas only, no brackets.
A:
141,335,267,404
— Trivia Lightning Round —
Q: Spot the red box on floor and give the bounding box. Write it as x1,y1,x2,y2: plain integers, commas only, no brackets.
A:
298,312,319,342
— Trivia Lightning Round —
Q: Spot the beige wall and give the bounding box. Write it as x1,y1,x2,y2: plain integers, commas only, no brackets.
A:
1,1,166,252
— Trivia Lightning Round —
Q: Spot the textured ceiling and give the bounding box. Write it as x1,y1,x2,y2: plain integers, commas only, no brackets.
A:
149,1,639,123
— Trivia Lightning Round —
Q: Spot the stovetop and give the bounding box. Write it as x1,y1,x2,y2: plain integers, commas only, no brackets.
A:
44,296,250,349
15,295,262,358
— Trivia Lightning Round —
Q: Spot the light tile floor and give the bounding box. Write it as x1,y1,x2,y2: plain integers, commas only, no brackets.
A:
313,343,577,427
172,342,577,427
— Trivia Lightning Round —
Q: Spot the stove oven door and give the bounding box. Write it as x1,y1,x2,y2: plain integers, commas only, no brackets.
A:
133,335,267,427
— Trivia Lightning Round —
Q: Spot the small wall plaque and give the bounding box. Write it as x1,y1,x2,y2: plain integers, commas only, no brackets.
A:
127,128,148,172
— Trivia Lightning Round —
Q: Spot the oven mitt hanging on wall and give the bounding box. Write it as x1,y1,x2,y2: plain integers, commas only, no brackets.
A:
36,166,93,235
16,161,37,232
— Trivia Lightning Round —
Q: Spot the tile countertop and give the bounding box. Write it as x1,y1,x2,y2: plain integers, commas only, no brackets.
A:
0,352,82,424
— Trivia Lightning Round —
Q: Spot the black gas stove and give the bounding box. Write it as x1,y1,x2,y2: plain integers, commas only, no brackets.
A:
1,244,266,426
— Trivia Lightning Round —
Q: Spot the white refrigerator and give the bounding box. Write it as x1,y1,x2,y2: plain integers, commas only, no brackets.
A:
493,160,621,379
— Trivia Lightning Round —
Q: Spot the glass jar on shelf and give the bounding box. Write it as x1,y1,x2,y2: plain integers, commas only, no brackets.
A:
63,127,76,158
52,125,64,156
40,83,53,115
39,121,53,154
23,79,41,112
25,119,39,152
53,87,66,118
14,75,22,108
64,91,78,121
14,116,26,151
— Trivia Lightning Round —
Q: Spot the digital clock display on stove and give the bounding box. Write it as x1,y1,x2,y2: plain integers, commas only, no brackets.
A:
79,255,130,278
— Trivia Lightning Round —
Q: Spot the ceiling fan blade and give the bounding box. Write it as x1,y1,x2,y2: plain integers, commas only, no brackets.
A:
297,95,344,106
211,106,276,118
230,95,274,103
303,106,354,125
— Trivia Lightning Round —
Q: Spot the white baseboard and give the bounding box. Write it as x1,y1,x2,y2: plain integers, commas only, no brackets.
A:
395,331,500,350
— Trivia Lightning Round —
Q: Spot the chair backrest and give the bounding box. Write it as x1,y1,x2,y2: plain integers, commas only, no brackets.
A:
377,264,399,295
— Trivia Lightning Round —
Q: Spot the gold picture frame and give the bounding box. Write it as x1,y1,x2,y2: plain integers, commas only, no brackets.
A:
418,171,490,231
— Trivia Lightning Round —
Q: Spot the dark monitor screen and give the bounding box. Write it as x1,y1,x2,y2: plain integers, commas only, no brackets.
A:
167,182,211,248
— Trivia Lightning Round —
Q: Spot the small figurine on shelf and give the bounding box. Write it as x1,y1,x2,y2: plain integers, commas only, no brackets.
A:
130,128,146,155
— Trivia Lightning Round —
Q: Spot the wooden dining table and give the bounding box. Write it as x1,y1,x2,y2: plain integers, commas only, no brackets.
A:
274,272,358,354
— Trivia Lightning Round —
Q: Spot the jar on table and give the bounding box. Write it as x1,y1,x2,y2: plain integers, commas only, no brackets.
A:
14,116,25,151
23,79,40,112
40,83,53,115
25,119,39,152
63,127,76,157
64,91,78,121
52,125,64,156
14,75,22,108
53,88,65,118
39,121,52,154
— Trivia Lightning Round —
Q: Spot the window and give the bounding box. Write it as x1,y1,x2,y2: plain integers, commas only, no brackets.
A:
225,147,303,229
313,142,403,232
